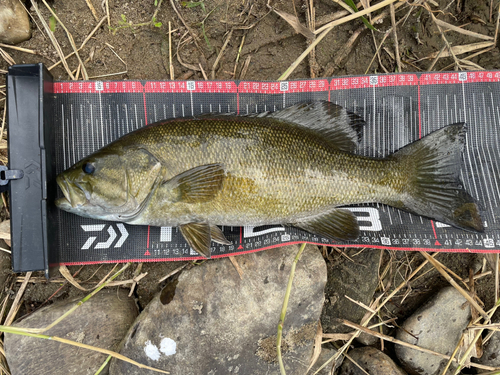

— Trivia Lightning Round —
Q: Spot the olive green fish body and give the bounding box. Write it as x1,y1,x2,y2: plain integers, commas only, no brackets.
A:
56,101,483,257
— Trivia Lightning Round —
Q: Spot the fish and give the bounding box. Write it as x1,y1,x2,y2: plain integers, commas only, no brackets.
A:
55,101,484,257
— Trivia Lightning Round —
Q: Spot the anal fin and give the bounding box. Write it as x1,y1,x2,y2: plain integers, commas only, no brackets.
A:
292,209,360,241
210,225,231,245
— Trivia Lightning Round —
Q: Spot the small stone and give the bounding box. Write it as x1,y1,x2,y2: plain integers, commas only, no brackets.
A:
5,289,138,375
339,347,407,375
475,330,500,368
110,244,327,375
395,286,471,375
0,0,31,44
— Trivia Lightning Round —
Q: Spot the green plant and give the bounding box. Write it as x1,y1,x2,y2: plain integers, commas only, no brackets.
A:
181,1,206,12
109,12,162,35
49,15,57,32
342,0,377,31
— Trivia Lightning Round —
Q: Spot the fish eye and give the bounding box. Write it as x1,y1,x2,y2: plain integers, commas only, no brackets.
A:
82,162,96,174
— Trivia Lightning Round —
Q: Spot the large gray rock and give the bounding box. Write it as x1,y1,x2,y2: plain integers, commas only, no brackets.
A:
321,248,382,345
395,286,471,375
5,289,138,375
110,244,327,375
0,0,31,44
340,347,407,375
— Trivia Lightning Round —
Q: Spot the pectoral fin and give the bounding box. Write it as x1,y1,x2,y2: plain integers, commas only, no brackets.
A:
180,222,212,258
164,164,225,203
293,209,360,241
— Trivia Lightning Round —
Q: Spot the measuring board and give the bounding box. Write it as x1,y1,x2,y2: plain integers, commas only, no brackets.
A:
6,64,500,272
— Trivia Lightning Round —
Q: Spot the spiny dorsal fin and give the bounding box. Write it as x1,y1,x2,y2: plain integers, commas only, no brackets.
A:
292,208,360,241
265,101,365,153
163,164,225,204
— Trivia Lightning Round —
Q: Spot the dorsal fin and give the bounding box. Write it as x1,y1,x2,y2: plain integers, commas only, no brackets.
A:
256,101,365,153
195,101,365,153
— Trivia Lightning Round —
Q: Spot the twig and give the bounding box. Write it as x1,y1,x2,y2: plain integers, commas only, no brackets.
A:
4,272,32,326
277,243,307,375
158,263,188,284
169,21,174,79
420,252,490,322
229,256,244,279
495,2,500,45
211,29,233,79
390,3,402,72
0,43,36,54
496,254,499,303
279,0,398,81
31,0,75,79
85,0,99,21
41,0,88,80
239,55,251,79
169,0,205,56
0,48,15,65
434,18,493,41
105,42,127,66
105,0,110,31
88,71,127,78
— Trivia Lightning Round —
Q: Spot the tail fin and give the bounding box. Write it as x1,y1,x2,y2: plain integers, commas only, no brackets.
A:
390,123,483,232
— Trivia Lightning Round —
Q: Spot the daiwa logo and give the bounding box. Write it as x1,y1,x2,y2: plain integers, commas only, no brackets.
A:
80,224,129,250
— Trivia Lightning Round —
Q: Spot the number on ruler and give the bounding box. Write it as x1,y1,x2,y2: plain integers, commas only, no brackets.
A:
95,81,104,91
187,81,195,91
280,82,289,92
369,76,379,85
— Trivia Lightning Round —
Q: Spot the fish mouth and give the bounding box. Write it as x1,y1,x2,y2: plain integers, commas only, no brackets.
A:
56,175,87,209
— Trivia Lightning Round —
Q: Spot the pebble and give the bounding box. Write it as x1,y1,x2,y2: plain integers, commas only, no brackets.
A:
395,286,471,375
339,346,407,375
109,244,327,375
0,0,31,44
5,289,138,375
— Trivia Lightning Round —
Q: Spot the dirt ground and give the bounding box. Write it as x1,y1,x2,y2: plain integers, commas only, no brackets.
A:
1,0,500,373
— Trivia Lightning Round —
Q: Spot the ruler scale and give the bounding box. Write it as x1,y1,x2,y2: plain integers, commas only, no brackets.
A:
7,65,500,272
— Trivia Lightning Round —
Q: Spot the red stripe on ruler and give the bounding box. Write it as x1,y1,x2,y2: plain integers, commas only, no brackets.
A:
431,220,438,239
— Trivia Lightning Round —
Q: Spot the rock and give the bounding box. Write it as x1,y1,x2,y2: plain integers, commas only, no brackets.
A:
110,244,327,375
395,286,471,375
339,347,407,375
475,330,500,368
309,348,338,375
0,0,31,44
321,248,381,346
5,289,138,375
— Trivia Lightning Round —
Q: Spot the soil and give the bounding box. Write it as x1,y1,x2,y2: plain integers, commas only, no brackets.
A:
1,0,500,372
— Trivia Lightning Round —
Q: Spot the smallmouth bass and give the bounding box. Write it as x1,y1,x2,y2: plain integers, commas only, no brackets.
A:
55,101,483,257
